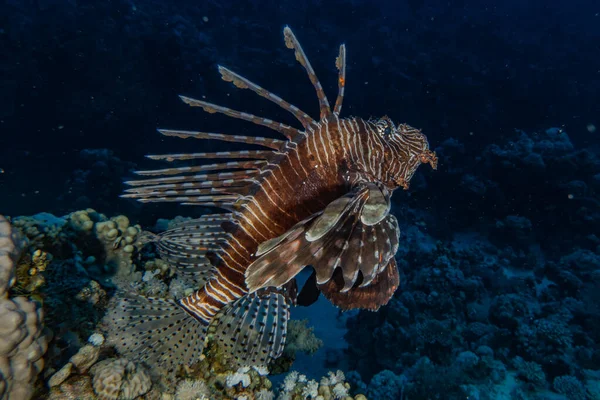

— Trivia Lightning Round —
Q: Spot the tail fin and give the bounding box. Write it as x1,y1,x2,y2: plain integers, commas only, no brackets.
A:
105,293,208,371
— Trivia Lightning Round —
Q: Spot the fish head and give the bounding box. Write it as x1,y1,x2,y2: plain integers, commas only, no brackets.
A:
372,116,437,191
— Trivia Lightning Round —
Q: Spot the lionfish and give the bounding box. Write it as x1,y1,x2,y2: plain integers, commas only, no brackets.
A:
108,26,437,371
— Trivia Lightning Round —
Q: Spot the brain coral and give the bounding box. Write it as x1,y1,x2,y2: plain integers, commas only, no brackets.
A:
0,215,48,400
90,358,151,400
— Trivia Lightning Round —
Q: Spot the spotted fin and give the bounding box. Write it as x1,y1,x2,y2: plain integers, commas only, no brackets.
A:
209,290,289,367
218,65,317,130
139,214,230,282
245,183,400,299
333,44,346,116
105,293,209,371
318,258,399,311
283,26,332,120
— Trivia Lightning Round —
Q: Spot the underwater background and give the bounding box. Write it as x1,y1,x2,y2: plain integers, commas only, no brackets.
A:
1,0,600,399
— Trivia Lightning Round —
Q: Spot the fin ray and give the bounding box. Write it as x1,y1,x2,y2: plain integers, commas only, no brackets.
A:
333,44,346,116
146,150,274,162
134,160,267,177
318,258,399,311
245,183,399,300
159,129,285,150
209,290,289,367
143,214,231,273
124,169,259,187
105,293,208,371
283,26,332,120
219,65,317,130
178,96,301,140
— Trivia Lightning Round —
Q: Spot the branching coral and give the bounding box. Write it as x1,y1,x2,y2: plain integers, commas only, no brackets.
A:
278,369,362,400
175,379,210,400
553,375,589,400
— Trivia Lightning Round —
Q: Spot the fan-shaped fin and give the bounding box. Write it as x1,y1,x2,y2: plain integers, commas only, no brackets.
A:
244,183,400,303
318,258,399,311
209,290,289,367
105,293,209,371
140,214,228,280
122,166,259,210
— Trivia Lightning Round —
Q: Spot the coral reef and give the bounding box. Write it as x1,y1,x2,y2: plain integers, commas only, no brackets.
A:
4,209,367,399
3,129,598,400
3,127,599,400
344,128,600,399
2,0,599,396
48,333,104,388
0,216,48,400
277,370,365,400
58,149,136,213
8,209,146,381
175,379,210,400
89,358,151,400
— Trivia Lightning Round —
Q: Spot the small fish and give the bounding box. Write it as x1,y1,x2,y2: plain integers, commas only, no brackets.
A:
108,26,437,371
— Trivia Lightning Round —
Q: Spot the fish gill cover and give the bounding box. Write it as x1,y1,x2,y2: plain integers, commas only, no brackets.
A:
1,1,599,400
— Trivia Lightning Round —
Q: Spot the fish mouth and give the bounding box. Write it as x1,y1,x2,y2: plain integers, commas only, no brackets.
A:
394,177,410,190
420,149,438,170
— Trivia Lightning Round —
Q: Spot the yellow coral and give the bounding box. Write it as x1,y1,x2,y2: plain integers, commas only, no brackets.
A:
68,209,96,232
30,249,50,275
14,249,51,294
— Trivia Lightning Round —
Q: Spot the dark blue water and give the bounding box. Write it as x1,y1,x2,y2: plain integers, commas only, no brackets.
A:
1,1,599,399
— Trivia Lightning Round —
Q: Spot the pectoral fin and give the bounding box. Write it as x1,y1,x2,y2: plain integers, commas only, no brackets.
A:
244,183,400,307
318,258,399,311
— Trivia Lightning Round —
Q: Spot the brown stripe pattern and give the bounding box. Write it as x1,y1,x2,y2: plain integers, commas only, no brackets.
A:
124,25,437,325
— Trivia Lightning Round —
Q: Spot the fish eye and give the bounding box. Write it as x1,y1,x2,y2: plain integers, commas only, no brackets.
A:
375,117,395,139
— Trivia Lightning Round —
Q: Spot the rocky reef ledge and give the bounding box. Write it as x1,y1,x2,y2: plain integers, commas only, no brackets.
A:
1,210,367,400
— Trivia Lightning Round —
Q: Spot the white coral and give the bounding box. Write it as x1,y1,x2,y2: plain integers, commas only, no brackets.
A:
175,379,209,400
332,382,349,399
256,388,275,400
226,371,251,388
301,379,319,399
282,371,299,392
252,364,269,376
88,333,105,346
327,370,345,386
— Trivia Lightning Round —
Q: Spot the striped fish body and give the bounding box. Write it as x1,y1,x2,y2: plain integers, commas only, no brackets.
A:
178,117,349,322
108,26,437,371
